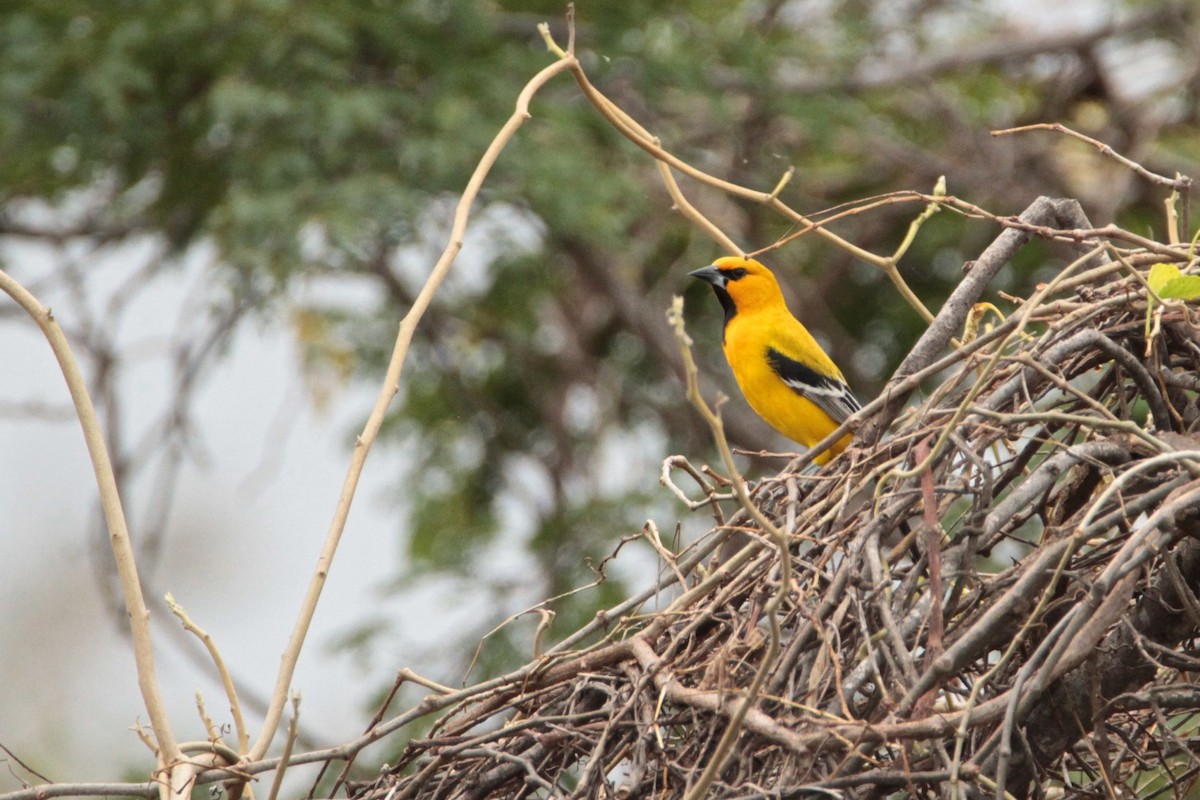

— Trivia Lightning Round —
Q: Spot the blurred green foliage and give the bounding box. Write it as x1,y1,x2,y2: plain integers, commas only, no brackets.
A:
3,0,1198,708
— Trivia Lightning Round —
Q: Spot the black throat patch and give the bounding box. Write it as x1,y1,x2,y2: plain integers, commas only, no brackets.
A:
713,285,738,339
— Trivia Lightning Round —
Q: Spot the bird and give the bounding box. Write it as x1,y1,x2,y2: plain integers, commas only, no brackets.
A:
689,255,860,464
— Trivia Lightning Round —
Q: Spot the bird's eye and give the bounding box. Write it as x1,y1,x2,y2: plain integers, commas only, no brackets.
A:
726,268,748,280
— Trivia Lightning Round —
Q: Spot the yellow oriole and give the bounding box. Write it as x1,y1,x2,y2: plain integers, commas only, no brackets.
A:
689,256,860,463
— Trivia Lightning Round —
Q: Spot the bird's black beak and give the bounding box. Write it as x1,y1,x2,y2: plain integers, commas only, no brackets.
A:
689,264,738,328
688,265,725,287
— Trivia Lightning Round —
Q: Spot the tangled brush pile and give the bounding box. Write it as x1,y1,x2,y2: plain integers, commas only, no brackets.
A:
351,197,1200,799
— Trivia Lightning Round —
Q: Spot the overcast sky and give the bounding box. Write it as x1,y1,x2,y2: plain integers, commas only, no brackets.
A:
0,235,425,787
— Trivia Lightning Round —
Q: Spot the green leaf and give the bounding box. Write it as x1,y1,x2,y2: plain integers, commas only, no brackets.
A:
1147,263,1180,294
1160,275,1200,301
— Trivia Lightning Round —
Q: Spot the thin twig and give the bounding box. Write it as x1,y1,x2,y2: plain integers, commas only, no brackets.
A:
0,270,181,779
993,122,1194,193
245,52,580,763
166,594,249,755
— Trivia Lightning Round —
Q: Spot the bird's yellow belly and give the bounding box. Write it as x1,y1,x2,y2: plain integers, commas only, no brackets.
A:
725,341,850,463
736,369,838,443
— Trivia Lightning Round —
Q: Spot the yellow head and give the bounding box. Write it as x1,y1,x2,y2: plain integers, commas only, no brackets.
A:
688,256,787,328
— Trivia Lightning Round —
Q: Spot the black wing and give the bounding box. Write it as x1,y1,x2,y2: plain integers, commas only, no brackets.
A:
766,347,861,424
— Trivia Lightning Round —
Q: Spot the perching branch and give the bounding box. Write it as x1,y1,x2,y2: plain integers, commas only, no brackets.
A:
861,196,1105,449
